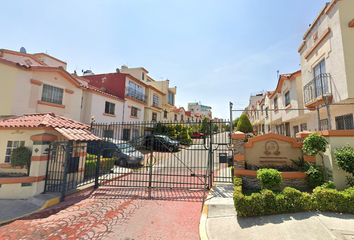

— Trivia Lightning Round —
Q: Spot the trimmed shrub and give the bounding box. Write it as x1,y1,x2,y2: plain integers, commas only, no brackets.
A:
10,146,32,168
236,113,253,133
302,132,328,155
84,154,114,178
257,168,283,190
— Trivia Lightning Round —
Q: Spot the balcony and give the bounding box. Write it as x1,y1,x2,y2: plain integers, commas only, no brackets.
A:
303,73,332,108
125,87,147,103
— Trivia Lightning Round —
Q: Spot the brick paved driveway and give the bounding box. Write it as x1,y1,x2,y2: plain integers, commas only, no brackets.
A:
0,187,205,240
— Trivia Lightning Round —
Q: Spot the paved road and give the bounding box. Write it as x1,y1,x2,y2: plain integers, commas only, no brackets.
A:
0,187,204,240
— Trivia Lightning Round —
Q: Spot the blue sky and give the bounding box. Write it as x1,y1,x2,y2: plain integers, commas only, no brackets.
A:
1,0,328,120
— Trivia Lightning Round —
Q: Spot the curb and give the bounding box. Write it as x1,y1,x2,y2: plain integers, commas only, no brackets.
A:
199,185,215,240
0,196,60,226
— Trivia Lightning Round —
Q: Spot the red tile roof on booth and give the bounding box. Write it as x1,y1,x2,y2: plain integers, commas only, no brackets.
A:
0,113,101,141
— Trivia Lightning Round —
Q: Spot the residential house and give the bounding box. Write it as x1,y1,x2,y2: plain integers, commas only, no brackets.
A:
298,0,354,130
119,65,177,122
188,102,212,120
0,49,83,121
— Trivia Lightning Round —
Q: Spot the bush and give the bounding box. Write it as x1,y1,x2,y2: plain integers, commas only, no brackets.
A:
233,176,354,217
302,132,328,155
257,168,283,190
11,146,32,175
321,181,336,189
334,144,354,187
84,154,114,178
236,113,253,133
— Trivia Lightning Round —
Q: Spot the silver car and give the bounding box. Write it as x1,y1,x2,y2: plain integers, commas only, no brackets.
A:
106,139,144,167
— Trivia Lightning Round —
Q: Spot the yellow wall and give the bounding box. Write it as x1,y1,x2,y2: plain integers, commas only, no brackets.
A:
0,64,18,116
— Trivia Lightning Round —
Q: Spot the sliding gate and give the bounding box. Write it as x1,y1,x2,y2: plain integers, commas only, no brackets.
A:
91,120,232,190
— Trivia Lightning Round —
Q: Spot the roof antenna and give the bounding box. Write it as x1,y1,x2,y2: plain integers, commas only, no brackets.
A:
277,70,279,79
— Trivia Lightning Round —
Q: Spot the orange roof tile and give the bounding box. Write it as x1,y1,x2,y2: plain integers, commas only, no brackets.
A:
0,113,101,141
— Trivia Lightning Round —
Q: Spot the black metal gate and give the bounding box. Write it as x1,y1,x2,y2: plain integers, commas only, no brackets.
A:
44,120,233,200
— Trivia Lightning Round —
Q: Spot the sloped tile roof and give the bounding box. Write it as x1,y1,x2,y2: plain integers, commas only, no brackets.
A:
0,113,101,141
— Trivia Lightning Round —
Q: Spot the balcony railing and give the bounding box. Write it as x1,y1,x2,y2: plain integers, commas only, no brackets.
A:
126,87,147,102
303,73,331,105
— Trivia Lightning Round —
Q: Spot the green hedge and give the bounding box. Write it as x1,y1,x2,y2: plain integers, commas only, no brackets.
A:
84,154,115,178
233,177,354,217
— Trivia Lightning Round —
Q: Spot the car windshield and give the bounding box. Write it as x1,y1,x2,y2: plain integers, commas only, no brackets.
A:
117,143,135,153
161,136,171,142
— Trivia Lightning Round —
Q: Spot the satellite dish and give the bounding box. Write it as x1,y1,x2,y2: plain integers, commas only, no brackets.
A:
20,47,27,53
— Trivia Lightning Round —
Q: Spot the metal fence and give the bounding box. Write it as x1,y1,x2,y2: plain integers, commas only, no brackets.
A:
44,119,233,201
230,101,354,138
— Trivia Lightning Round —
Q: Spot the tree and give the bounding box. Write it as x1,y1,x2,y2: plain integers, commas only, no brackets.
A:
334,144,354,187
213,123,219,133
232,117,240,130
199,117,210,135
302,132,329,180
11,146,32,175
236,113,253,133
166,124,177,139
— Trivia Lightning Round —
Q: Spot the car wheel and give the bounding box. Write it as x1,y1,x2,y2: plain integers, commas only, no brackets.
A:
119,158,128,167
167,146,174,152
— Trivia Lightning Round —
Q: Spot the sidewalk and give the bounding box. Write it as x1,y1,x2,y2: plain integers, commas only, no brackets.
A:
200,182,354,240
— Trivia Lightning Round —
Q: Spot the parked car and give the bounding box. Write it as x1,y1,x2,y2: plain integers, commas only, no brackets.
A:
192,131,204,138
144,135,181,152
87,139,144,167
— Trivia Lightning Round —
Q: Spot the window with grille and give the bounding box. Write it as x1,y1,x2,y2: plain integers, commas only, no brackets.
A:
4,141,25,163
285,91,291,107
41,84,63,105
153,94,159,107
335,114,353,130
105,101,115,115
131,107,138,117
300,123,307,131
152,112,157,121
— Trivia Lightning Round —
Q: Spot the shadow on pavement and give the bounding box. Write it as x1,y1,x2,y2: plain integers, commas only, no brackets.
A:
91,186,206,202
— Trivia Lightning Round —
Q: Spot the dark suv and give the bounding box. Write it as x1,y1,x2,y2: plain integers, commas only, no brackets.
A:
144,135,181,152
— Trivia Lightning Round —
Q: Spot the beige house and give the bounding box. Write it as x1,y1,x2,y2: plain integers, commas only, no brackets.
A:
188,102,212,120
298,0,354,130
0,49,83,121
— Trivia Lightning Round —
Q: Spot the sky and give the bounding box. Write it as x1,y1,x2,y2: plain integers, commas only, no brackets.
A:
1,0,329,120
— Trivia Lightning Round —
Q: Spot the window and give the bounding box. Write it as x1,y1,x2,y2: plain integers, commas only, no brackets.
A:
131,107,138,117
132,129,139,139
142,72,145,80
152,112,157,121
5,141,25,163
285,91,291,107
262,124,265,133
261,105,264,113
103,130,113,138
123,129,130,140
153,94,159,107
265,107,269,116
174,114,177,121
147,79,151,82
274,97,278,109
41,84,63,105
105,101,115,115
293,125,299,138
320,119,329,130
181,115,184,121
300,123,307,131
168,92,174,105
314,59,328,96
164,110,168,118
128,81,144,101
285,122,290,137
335,114,353,130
